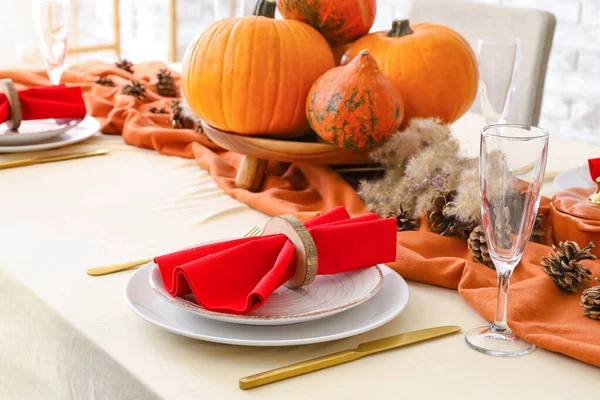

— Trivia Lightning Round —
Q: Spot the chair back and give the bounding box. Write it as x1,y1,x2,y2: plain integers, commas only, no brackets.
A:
408,0,556,125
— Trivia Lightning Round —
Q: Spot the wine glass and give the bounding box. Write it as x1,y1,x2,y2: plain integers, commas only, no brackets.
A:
465,124,548,357
478,38,520,124
213,0,247,20
32,0,70,85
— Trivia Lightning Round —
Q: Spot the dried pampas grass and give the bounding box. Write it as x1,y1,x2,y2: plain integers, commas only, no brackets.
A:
370,118,451,168
359,118,483,225
444,158,481,225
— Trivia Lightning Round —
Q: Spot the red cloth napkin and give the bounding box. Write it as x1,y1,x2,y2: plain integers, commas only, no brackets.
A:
589,158,600,181
155,207,397,314
0,85,87,124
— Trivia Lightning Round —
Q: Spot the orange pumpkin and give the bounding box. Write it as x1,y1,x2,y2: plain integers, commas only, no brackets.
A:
549,185,600,257
343,19,478,126
306,50,404,150
331,43,349,66
277,0,376,45
181,0,335,137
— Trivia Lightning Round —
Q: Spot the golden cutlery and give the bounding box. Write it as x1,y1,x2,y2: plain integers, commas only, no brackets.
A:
544,170,562,182
86,225,263,276
239,325,461,390
0,149,108,170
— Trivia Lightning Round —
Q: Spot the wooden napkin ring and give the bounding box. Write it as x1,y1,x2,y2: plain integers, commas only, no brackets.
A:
262,214,318,288
0,79,21,130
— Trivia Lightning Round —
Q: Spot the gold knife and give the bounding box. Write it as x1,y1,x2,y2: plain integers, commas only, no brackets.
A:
86,257,154,276
0,149,108,170
239,325,461,390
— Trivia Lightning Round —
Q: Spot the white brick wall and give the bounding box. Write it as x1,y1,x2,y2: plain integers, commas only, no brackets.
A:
75,0,600,145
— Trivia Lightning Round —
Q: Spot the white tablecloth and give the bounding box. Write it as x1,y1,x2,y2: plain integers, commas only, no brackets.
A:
1,113,599,400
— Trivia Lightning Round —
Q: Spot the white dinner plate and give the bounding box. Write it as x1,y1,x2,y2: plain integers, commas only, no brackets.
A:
0,118,83,146
149,263,383,326
554,164,595,191
0,116,100,153
125,262,409,346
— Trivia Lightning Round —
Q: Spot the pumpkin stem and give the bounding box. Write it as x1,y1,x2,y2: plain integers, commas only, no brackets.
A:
388,19,413,37
252,0,276,18
359,49,371,56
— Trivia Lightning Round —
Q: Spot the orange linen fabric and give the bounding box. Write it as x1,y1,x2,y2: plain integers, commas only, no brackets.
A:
391,214,600,368
3,62,598,367
1,61,367,221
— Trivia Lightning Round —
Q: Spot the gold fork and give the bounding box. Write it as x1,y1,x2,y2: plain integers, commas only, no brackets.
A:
86,225,263,276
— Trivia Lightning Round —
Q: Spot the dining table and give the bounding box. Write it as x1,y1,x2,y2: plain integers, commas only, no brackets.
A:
1,111,599,400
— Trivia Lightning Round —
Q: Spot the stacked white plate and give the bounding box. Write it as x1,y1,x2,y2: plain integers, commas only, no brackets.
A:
0,116,100,153
125,244,410,346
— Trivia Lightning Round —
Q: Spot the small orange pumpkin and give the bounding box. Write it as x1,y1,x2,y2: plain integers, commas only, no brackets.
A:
343,19,478,126
549,185,600,257
181,0,335,137
306,50,403,150
277,0,376,45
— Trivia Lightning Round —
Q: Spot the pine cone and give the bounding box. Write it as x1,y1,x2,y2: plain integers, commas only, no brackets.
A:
115,58,134,74
530,214,546,244
148,107,168,114
387,206,420,232
121,80,146,100
468,225,494,268
156,69,177,97
541,241,596,293
427,190,475,239
581,278,600,320
94,76,115,87
170,100,195,129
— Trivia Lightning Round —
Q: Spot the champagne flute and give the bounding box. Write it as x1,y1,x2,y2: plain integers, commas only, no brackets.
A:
478,38,520,124
465,124,548,357
32,0,70,85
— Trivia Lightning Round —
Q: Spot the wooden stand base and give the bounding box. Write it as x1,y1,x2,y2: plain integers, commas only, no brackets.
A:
201,121,373,193
235,156,268,192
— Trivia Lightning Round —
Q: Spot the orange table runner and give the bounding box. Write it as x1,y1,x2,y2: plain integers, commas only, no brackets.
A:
3,61,598,367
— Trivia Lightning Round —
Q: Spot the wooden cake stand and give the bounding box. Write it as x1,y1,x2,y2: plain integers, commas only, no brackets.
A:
201,122,373,192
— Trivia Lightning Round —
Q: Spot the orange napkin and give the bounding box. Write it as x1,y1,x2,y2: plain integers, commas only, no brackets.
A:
3,62,599,367
0,61,366,221
390,216,600,368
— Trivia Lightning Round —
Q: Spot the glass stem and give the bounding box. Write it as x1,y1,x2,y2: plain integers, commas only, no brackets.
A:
492,268,513,332
47,66,63,86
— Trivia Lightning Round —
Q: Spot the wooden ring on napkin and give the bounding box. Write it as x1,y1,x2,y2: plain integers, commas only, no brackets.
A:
0,79,21,130
262,215,318,288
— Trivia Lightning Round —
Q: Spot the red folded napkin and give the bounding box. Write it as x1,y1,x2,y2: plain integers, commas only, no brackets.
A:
155,207,397,314
0,85,87,124
589,158,600,181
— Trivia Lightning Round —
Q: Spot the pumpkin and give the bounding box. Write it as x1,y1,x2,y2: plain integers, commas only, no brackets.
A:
276,0,376,45
343,19,478,126
331,43,349,66
306,49,404,150
549,185,600,257
181,0,335,137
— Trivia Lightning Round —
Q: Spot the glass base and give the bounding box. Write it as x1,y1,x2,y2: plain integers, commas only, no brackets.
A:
465,325,535,357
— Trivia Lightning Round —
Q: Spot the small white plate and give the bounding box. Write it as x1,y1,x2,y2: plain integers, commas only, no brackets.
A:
554,164,595,191
125,262,409,346
0,116,100,153
0,118,83,146
149,263,383,326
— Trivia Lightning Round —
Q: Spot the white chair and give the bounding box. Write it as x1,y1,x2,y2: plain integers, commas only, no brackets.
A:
408,0,556,126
